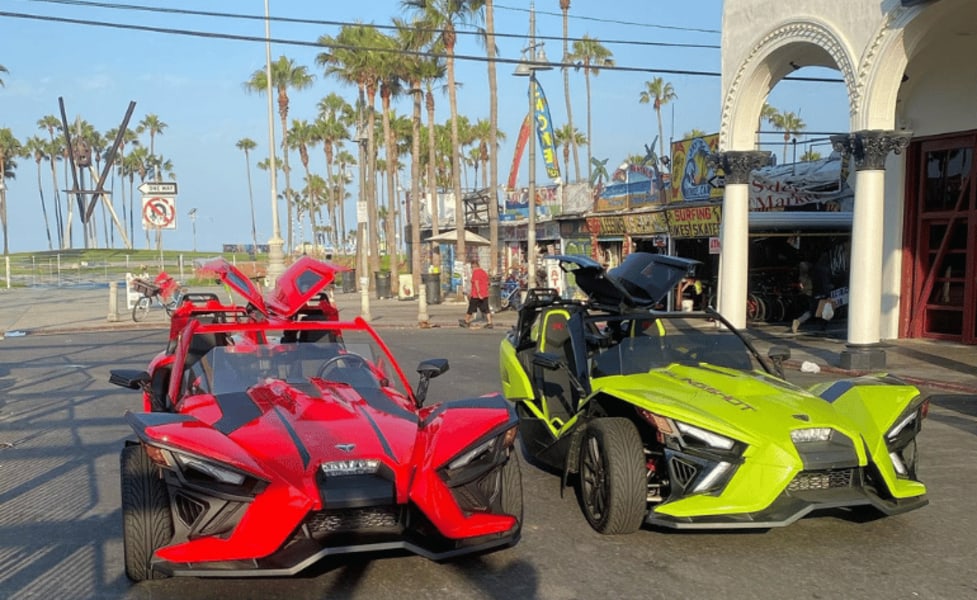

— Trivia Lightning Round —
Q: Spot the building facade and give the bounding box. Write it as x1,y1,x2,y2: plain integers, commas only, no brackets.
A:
720,0,977,363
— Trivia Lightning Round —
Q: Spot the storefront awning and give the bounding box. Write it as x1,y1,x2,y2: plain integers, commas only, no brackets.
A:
749,211,852,231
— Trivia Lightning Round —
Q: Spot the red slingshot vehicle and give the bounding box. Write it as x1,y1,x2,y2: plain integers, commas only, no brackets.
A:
110,257,522,581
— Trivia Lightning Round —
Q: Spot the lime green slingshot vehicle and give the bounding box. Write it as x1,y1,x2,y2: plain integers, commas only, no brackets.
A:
499,253,928,534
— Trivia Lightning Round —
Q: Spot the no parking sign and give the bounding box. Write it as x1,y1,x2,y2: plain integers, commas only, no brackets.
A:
142,196,176,230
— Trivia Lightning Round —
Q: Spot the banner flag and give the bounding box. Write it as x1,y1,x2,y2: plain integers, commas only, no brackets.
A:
507,114,532,190
531,79,561,181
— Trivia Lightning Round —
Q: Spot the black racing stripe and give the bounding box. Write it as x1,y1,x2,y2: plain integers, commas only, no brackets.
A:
212,392,264,435
358,388,419,423
420,395,510,428
357,405,396,462
273,406,311,468
818,380,855,403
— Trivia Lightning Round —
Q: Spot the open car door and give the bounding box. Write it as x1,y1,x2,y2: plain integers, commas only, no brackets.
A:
263,256,348,318
554,252,700,309
196,257,268,315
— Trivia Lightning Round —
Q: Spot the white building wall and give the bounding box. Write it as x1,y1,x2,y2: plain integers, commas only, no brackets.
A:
721,0,977,341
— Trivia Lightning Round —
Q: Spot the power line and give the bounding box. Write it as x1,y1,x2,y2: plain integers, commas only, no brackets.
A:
25,0,722,50
0,8,842,82
495,3,722,35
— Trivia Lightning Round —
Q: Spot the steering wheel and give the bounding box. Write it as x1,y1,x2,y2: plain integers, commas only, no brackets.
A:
315,352,371,380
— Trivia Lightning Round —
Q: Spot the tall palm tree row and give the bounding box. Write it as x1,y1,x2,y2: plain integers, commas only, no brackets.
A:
568,34,614,183
405,0,484,295
0,128,23,255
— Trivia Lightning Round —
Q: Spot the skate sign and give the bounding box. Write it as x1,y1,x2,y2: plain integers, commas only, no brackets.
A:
142,196,177,230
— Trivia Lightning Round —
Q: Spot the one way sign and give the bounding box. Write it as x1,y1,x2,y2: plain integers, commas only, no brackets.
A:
138,181,178,196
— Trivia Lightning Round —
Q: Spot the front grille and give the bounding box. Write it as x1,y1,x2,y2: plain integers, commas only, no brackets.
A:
787,469,854,492
670,457,699,489
305,507,400,538
174,493,204,527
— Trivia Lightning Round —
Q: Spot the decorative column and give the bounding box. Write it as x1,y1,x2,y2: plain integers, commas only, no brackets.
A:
712,151,772,329
830,130,911,370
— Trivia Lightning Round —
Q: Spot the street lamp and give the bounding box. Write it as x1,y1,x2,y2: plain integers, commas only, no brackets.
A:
188,208,197,252
263,0,286,284
513,2,551,290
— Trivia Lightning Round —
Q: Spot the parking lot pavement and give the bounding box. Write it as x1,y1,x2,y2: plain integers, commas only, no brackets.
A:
1,284,975,394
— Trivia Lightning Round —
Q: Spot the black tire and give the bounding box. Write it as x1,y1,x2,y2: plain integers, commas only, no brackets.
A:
132,297,151,322
120,445,173,581
500,451,524,524
578,418,647,534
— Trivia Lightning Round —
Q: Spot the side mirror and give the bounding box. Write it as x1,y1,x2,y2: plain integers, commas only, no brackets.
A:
767,346,791,378
109,369,151,390
414,358,449,408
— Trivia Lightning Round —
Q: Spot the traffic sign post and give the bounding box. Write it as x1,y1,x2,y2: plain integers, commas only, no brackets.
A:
138,181,178,196
142,196,177,230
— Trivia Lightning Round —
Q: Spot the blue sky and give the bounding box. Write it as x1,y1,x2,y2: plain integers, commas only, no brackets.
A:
0,0,848,253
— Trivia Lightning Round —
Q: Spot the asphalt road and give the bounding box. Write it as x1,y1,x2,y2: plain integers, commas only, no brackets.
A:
0,328,975,600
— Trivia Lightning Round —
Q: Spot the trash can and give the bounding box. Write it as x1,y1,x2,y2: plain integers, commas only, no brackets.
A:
422,272,442,304
375,271,392,299
488,275,502,313
342,269,356,293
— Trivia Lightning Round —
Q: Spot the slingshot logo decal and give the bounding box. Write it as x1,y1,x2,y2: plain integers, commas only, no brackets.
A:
336,443,356,453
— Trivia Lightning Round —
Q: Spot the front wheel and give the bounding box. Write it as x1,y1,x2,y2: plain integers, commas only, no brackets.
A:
499,451,524,524
578,418,647,534
132,297,152,322
120,445,173,581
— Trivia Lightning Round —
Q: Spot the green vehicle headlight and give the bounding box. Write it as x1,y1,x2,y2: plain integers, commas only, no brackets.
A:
675,421,735,451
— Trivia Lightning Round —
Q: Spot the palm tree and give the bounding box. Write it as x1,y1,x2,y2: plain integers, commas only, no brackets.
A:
768,109,806,164
404,0,484,294
759,102,778,148
568,35,614,182
236,138,260,254
334,148,357,251
554,123,586,183
21,136,54,250
136,114,167,180
559,0,581,182
638,77,678,174
800,149,822,162
423,59,447,236
377,30,406,293
0,128,22,255
37,115,66,247
318,24,386,278
315,94,353,252
289,119,321,250
483,0,501,276
683,128,708,140
245,56,315,253
105,125,139,249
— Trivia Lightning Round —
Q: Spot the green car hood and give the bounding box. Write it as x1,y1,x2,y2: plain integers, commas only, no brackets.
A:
593,363,877,449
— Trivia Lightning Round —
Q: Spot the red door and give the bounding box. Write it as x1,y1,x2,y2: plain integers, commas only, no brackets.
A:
902,133,977,343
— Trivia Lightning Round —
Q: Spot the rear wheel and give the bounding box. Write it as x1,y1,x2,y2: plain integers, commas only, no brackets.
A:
132,297,152,322
120,445,173,581
578,418,646,534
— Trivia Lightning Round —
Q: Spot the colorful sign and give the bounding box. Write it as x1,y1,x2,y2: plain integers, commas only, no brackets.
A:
531,79,561,181
504,184,561,218
670,134,723,203
667,204,722,238
595,164,663,212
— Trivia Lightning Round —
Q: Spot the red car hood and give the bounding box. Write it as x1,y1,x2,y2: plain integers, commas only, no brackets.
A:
156,379,419,493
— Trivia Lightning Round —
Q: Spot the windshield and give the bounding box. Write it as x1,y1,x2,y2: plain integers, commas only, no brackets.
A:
183,330,410,399
589,314,764,377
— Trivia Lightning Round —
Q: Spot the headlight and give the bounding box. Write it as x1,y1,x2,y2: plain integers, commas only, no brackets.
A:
173,452,246,485
791,428,833,443
884,399,926,479
440,426,518,487
676,422,735,451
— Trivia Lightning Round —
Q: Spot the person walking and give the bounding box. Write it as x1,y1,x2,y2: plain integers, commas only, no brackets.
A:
459,259,493,329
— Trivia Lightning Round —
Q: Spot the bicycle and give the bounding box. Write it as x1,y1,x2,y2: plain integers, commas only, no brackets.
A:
130,272,184,322
499,277,526,311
